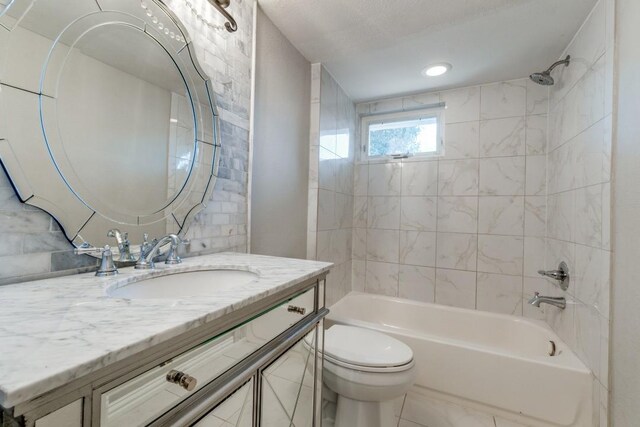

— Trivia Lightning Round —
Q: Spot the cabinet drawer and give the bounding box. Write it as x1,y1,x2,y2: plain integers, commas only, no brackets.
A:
98,287,316,427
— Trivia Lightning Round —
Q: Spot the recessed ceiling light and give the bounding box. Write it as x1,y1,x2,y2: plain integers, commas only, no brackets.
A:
422,63,452,77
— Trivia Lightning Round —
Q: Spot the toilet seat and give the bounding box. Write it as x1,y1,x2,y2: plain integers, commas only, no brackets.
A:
310,325,414,373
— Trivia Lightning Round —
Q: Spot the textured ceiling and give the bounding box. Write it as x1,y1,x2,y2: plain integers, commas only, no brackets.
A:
258,0,599,101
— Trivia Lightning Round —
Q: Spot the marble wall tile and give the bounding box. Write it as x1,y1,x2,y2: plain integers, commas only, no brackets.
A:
480,80,526,120
401,161,438,196
479,117,526,157
367,196,401,229
547,141,574,194
0,253,50,279
525,114,548,155
478,157,525,196
440,87,480,124
477,235,524,275
317,189,336,231
365,261,399,296
21,232,71,254
402,92,441,110
366,229,399,263
336,192,353,229
435,268,477,309
352,228,367,260
438,159,479,196
400,231,436,267
0,233,23,257
524,196,546,237
443,121,479,160
369,162,401,196
353,196,368,228
574,244,610,318
574,184,602,248
551,0,606,103
336,160,354,194
318,149,337,191
400,196,437,231
526,79,550,116
601,183,610,250
524,237,546,278
354,164,368,196
398,265,435,303
478,196,524,236
477,272,523,315
352,259,365,292
575,302,604,380
525,155,547,196
573,118,607,188
546,238,576,276
436,232,477,271
437,196,478,233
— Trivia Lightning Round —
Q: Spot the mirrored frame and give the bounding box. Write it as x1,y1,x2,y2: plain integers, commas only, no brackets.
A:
0,0,220,250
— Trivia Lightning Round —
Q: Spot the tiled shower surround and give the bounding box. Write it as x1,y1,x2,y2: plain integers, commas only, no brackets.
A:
0,0,254,285
351,78,549,317
308,64,356,306
543,0,614,424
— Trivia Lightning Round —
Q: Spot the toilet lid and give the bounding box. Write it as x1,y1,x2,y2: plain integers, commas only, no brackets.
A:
321,325,413,369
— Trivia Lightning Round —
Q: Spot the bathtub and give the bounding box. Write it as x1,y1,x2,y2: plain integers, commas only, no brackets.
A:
326,292,592,427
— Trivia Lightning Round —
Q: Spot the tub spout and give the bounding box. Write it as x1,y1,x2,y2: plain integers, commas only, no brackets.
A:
528,292,566,310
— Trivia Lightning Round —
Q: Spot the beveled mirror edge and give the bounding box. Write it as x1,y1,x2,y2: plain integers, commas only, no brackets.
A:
0,0,221,257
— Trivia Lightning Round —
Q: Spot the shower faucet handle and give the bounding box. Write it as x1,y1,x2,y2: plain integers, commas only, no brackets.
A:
537,261,570,291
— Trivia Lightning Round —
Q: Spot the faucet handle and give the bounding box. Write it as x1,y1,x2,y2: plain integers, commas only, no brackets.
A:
74,245,118,277
165,235,182,265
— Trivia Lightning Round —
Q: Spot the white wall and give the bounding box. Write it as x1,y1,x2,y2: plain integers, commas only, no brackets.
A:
610,0,640,424
250,7,310,259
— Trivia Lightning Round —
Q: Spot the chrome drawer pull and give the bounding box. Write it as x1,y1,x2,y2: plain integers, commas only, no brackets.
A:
166,370,198,391
287,305,306,315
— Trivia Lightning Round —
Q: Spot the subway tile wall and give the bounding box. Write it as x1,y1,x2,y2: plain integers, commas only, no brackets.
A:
543,1,613,425
308,64,356,306
0,0,254,285
353,77,549,318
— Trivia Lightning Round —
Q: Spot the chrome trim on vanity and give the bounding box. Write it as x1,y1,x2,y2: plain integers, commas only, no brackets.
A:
150,309,329,427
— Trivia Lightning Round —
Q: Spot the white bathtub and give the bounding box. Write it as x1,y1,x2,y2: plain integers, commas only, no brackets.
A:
326,292,592,427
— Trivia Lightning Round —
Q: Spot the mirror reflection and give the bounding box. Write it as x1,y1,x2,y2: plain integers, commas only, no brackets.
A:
51,23,195,220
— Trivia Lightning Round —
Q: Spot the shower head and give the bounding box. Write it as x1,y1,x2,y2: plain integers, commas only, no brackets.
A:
530,71,555,86
530,55,571,86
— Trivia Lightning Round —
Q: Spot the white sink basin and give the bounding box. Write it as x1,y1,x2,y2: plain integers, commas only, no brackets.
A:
108,269,259,299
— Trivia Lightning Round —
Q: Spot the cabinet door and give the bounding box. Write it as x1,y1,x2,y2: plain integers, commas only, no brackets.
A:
99,288,316,427
260,328,317,427
191,379,254,427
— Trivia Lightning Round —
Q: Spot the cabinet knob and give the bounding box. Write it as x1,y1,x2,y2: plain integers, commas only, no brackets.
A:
287,305,306,315
166,369,197,391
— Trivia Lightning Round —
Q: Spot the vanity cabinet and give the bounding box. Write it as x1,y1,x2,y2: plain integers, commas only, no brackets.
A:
2,276,327,427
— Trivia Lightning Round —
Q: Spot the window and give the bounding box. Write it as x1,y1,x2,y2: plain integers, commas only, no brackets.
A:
361,107,444,160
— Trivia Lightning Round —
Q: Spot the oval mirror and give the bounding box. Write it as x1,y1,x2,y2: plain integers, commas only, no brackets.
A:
0,0,220,254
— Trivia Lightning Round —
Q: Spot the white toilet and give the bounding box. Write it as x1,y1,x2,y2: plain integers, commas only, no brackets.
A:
316,325,417,427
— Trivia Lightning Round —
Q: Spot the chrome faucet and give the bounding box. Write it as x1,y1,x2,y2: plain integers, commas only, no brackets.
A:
528,292,566,310
74,245,118,277
135,234,182,270
107,229,136,262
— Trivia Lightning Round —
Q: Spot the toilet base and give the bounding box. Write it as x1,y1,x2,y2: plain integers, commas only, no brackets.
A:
334,396,395,427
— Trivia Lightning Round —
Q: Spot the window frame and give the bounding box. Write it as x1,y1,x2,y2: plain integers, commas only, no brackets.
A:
360,106,445,161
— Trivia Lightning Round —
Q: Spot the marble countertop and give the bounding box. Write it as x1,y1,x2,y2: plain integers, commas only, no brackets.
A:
0,252,332,408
